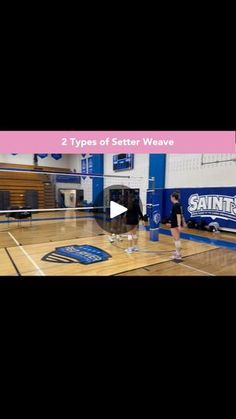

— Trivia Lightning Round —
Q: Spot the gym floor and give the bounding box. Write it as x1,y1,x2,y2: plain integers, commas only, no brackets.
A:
0,211,236,277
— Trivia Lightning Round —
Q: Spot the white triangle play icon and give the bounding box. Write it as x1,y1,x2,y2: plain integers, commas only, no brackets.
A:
110,201,127,219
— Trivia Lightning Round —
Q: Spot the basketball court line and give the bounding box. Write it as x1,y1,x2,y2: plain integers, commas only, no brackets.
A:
2,231,106,249
115,260,214,276
158,227,236,250
7,232,45,276
113,245,223,276
180,263,215,276
2,213,235,246
4,248,21,276
110,246,219,276
3,231,213,276
3,229,221,277
4,234,127,276
116,255,216,277
110,240,174,254
4,238,218,277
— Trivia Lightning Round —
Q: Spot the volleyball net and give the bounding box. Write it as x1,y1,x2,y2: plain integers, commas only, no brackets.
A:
0,166,150,219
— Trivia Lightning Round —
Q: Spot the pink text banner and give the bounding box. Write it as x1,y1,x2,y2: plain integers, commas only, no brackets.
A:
0,131,235,153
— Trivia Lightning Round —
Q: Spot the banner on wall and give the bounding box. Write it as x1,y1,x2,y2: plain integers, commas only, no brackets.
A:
163,187,236,230
38,154,48,159
88,156,93,179
81,158,87,180
51,154,62,160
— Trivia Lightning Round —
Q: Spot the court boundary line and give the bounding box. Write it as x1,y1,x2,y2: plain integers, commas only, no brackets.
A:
3,222,229,277
4,234,220,277
115,258,215,277
3,234,113,277
112,250,218,275
7,232,45,277
110,241,175,254
158,227,236,250
4,248,21,277
113,247,221,276
2,232,107,251
13,235,126,276
180,263,215,276
1,216,235,248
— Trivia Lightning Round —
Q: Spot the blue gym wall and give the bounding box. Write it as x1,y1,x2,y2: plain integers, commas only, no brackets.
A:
163,187,236,230
149,154,166,189
92,154,104,205
148,155,236,229
96,154,236,230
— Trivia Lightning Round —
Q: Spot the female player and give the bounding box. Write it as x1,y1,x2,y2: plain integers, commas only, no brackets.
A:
109,195,124,242
170,191,186,260
125,194,144,253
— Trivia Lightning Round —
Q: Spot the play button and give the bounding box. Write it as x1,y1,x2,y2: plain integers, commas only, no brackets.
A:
110,201,127,219
93,184,143,235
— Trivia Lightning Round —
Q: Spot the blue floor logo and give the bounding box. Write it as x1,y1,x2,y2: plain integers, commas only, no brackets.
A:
42,245,112,264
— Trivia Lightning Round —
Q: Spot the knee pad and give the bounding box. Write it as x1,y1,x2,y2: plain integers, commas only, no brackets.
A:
128,234,132,241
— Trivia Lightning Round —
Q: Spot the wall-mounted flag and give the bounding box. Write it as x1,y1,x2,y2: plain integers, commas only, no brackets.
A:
51,154,62,160
81,158,87,180
37,154,48,159
88,156,93,179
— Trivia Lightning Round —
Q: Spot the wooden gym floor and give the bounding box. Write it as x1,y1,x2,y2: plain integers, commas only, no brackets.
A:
0,211,236,277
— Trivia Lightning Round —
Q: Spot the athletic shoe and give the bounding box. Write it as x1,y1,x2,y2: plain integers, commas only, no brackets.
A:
170,254,182,261
125,248,134,254
170,252,182,260
109,236,115,243
132,247,139,252
116,235,123,241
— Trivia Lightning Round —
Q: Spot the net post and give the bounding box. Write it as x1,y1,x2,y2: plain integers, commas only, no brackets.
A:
147,188,162,242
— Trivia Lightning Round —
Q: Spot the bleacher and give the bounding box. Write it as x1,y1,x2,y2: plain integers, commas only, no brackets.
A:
0,163,71,209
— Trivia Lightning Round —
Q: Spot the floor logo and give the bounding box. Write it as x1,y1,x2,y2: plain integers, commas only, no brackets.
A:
42,245,112,264
188,194,236,221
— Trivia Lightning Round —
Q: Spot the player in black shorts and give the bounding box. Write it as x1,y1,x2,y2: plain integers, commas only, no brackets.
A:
109,195,125,242
124,194,144,253
170,192,186,260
